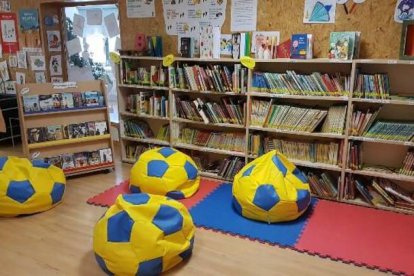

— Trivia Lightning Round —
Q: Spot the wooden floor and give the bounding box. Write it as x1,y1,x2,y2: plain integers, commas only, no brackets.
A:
0,144,382,275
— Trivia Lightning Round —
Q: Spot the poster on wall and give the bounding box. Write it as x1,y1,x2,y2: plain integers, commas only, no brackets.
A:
47,30,61,52
0,13,19,53
394,0,414,23
104,13,120,38
19,9,41,47
17,51,27,69
162,0,227,36
0,1,10,12
303,0,336,24
231,0,258,32
127,0,155,18
35,72,46,83
16,72,25,85
86,9,102,25
0,60,9,80
29,55,46,71
49,55,62,76
73,14,85,37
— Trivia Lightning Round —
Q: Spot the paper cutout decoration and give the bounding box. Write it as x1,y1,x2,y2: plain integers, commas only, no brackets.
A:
336,0,348,3
35,72,46,83
86,9,102,25
394,0,414,23
66,38,82,57
17,51,27,69
44,15,59,27
352,0,366,3
73,14,85,37
241,56,255,69
162,54,175,67
104,13,119,38
0,60,9,80
310,2,331,22
304,0,336,24
109,52,120,64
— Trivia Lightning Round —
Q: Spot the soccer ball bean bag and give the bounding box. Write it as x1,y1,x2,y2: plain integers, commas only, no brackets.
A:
0,156,66,217
232,151,311,223
93,193,195,275
130,147,200,199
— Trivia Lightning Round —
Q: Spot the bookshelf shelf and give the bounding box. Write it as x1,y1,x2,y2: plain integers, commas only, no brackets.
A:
28,134,111,150
121,136,170,146
249,92,349,101
24,106,107,117
173,117,245,129
199,171,229,181
342,198,414,215
118,84,169,91
119,56,164,61
173,142,246,157
120,111,169,121
117,56,414,215
64,162,114,177
249,126,345,139
349,136,414,147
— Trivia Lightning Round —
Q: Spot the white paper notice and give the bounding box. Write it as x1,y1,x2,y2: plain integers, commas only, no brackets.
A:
115,37,121,50
104,13,120,38
66,38,82,57
86,9,102,25
127,0,155,18
73,14,85,37
231,0,258,32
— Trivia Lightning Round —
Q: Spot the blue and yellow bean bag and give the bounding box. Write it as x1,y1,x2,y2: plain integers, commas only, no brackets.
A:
0,156,66,217
93,193,195,275
233,151,311,223
130,147,200,199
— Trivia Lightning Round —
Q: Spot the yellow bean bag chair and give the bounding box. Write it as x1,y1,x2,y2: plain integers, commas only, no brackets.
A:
130,147,200,199
0,156,66,217
233,151,311,223
93,193,195,275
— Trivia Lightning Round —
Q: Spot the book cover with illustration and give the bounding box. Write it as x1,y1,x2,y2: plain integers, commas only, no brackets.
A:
74,152,89,168
23,95,40,113
39,95,54,111
88,150,101,165
94,121,108,135
328,32,356,60
52,93,62,109
87,121,96,136
252,31,280,59
84,91,100,107
28,127,47,143
62,153,75,169
46,156,63,168
62,92,74,109
99,148,113,163
72,92,84,107
291,34,313,59
47,125,63,141
200,25,213,59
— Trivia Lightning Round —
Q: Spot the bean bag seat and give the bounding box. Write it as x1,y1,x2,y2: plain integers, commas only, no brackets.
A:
93,193,195,275
0,156,66,217
130,147,200,199
232,151,311,223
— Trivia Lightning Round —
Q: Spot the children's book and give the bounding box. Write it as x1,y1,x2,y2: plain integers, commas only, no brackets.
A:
62,153,75,169
88,150,101,165
84,91,100,107
252,31,280,59
200,25,213,59
72,92,84,107
232,33,241,59
291,34,313,59
23,95,40,113
95,121,108,135
99,148,113,163
46,156,63,168
52,93,62,109
62,92,74,109
277,39,291,58
180,37,194,58
74,152,89,168
39,95,54,111
47,125,63,141
87,121,96,136
328,31,361,60
28,127,47,143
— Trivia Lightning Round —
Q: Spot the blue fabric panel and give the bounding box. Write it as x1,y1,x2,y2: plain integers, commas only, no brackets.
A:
50,182,65,204
297,190,311,213
242,165,255,177
253,184,280,211
7,180,35,203
152,205,183,235
147,160,169,178
184,161,198,180
107,211,134,242
293,167,308,183
190,184,316,247
136,257,163,276
95,253,114,276
272,155,287,176
179,237,194,260
158,147,176,158
0,156,8,170
130,186,141,193
122,193,150,205
166,190,185,200
32,159,51,168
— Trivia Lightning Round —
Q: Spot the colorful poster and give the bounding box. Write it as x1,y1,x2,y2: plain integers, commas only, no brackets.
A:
304,0,336,24
0,13,19,53
19,9,39,31
47,30,61,52
394,0,414,23
49,54,62,76
127,0,155,18
231,0,258,32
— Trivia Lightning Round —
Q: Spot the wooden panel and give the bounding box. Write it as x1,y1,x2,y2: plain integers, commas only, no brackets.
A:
118,0,401,59
30,138,111,156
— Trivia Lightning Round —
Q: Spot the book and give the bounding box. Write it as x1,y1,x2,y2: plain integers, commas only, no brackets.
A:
88,150,101,165
276,39,291,58
321,105,347,134
28,127,47,143
62,92,74,109
180,37,194,58
291,34,313,59
23,95,40,113
87,122,96,136
364,121,414,142
354,73,391,99
95,121,108,135
328,32,360,60
180,128,245,152
400,150,414,176
39,95,54,111
62,153,75,169
72,92,84,107
200,25,213,59
232,33,241,59
45,156,62,168
84,91,100,107
52,93,62,109
47,125,63,141
99,148,113,163
68,123,88,139
252,31,280,59
74,152,89,168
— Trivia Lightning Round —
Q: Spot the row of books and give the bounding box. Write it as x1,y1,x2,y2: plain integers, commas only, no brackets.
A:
179,128,245,153
169,64,248,93
123,64,168,87
125,143,154,161
363,121,414,142
260,137,342,165
250,100,347,134
126,92,169,117
43,148,113,170
342,176,414,210
353,73,391,99
252,71,351,96
23,91,105,113
400,150,414,176
349,107,381,136
123,119,169,141
175,96,245,125
27,120,108,144
347,142,362,170
307,171,338,198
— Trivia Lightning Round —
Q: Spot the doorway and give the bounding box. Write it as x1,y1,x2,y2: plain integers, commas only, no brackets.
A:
64,4,120,123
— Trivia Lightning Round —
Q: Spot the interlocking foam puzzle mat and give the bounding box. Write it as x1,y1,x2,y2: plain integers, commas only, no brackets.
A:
88,181,414,275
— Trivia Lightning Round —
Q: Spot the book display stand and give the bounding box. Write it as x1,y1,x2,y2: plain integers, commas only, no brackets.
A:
17,80,115,177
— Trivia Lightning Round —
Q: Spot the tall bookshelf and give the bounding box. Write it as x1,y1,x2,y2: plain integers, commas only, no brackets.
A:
17,80,115,177
117,56,414,215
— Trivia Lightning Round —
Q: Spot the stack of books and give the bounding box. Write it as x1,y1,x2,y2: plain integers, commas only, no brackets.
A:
43,148,113,170
364,121,414,142
347,141,362,170
400,150,414,176
175,96,245,125
307,171,338,198
27,120,108,144
321,105,347,134
169,64,248,93
252,71,350,96
217,157,245,180
354,73,391,99
23,91,105,113
248,133,263,156
126,92,168,117
349,108,381,136
179,128,245,152
122,63,168,87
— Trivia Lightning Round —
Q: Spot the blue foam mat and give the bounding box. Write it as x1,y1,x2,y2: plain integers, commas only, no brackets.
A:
190,183,317,247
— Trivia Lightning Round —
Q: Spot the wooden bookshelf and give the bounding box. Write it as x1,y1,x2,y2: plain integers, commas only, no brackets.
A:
17,80,115,177
117,56,414,214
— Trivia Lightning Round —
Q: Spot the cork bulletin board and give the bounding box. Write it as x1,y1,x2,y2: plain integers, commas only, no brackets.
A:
118,0,402,59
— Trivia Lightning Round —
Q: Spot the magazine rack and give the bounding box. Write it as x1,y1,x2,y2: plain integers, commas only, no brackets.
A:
16,80,115,177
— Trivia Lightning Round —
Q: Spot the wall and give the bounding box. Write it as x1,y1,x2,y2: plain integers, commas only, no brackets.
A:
118,0,402,59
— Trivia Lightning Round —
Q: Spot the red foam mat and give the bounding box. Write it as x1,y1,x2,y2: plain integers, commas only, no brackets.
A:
296,200,414,275
87,178,223,209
